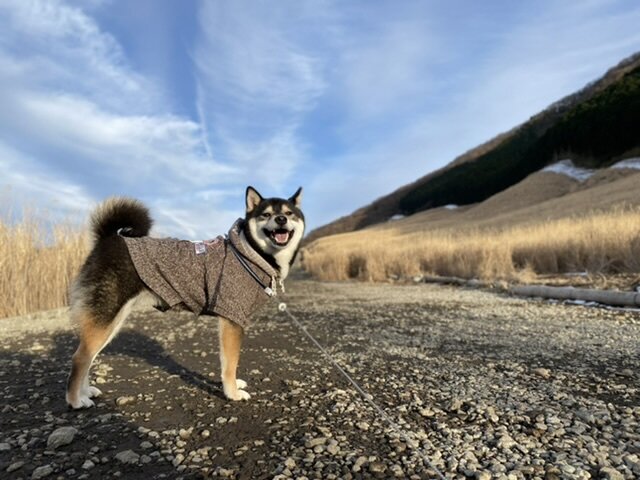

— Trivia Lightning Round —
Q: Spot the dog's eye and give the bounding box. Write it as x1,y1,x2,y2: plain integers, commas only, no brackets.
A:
284,211,293,216
261,212,271,218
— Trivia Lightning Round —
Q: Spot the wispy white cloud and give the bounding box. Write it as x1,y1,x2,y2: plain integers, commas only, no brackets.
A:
1,0,639,235
301,0,640,227
0,0,241,236
194,1,327,191
0,0,152,110
0,142,94,220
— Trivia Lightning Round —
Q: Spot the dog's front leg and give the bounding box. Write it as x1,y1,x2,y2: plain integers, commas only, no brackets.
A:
219,317,250,400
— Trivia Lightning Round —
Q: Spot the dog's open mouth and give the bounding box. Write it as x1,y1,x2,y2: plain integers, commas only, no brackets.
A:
264,228,293,246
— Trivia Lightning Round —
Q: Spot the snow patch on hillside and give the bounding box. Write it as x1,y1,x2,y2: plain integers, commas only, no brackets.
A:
543,160,595,181
611,158,640,170
443,204,459,210
389,214,405,221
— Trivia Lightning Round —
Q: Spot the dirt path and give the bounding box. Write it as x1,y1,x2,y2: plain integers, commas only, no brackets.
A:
1,280,639,479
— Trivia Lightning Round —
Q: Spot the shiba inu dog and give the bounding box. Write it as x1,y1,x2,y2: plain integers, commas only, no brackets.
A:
66,187,304,409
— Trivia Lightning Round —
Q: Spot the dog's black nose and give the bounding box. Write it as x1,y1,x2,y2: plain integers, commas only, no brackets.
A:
275,215,287,225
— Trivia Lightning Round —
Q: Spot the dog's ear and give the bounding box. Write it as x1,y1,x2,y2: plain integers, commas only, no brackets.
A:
246,186,263,213
289,187,303,207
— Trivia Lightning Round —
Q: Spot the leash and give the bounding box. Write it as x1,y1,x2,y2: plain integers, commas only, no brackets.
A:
276,301,449,480
227,239,276,297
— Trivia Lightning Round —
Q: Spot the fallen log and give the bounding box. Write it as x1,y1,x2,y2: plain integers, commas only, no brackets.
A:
510,285,640,308
420,275,640,308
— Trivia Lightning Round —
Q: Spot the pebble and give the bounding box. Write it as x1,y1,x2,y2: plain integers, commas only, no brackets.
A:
599,466,624,480
7,461,24,473
46,426,78,450
115,396,136,406
306,437,327,448
533,368,551,379
2,280,640,480
496,434,516,449
352,456,367,472
31,465,53,479
369,462,386,473
115,450,140,464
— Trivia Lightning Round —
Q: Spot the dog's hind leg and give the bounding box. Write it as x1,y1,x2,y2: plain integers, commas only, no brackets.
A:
219,317,250,401
66,297,136,409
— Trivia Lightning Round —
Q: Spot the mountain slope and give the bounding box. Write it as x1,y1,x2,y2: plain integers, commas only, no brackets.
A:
306,52,640,244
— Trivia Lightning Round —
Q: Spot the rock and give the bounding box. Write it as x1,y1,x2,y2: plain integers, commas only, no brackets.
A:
496,434,516,449
326,443,340,455
115,396,135,406
47,426,78,449
201,430,210,438
356,421,369,431
284,457,296,469
475,471,491,480
115,449,140,464
353,456,367,473
369,462,386,473
599,467,624,480
624,453,640,473
7,461,24,473
449,398,464,411
31,465,53,479
306,437,327,448
575,409,596,423
533,368,551,379
485,406,499,422
140,441,153,449
82,460,95,470
178,428,192,440
0,442,10,451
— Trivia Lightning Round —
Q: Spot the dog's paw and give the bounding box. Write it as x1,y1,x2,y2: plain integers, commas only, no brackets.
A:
236,379,248,389
87,386,102,398
226,389,251,401
223,384,251,401
67,394,95,409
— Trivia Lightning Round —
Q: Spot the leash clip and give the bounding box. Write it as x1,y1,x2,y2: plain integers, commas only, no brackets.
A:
264,287,275,297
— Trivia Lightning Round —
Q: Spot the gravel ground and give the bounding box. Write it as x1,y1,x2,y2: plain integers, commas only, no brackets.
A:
1,279,639,479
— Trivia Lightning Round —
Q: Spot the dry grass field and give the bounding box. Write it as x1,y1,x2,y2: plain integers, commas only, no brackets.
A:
302,169,640,283
302,206,640,283
0,214,88,318
1,170,638,317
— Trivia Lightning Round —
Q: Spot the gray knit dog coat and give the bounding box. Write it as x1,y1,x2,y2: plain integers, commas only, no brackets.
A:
124,219,278,329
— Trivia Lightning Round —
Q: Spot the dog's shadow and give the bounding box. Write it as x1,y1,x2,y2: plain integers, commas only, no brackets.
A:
51,328,226,400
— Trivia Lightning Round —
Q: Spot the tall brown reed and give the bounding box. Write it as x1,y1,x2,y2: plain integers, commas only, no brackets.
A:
301,208,640,283
0,214,88,318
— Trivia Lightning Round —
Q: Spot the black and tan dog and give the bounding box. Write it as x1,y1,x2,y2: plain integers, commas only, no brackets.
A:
66,187,304,409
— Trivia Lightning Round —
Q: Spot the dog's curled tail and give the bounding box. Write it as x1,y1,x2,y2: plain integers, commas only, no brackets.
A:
90,197,153,244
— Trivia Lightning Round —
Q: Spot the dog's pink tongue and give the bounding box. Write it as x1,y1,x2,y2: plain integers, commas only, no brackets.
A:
275,232,289,244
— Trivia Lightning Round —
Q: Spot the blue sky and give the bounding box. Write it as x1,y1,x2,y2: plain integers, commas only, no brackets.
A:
1,0,639,237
